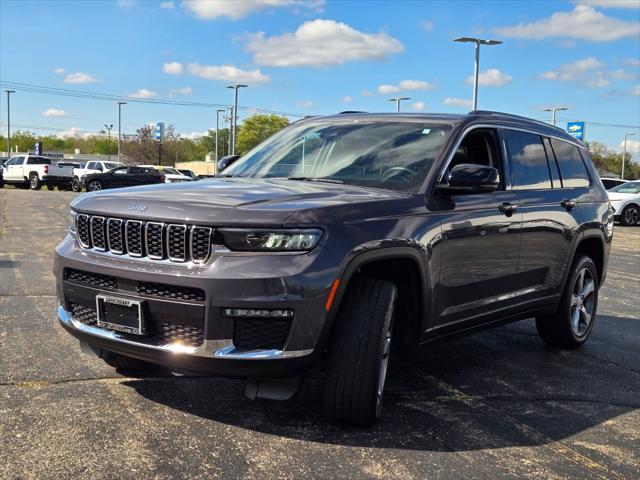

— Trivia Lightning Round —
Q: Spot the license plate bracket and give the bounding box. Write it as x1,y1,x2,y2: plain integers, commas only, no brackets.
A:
96,294,146,335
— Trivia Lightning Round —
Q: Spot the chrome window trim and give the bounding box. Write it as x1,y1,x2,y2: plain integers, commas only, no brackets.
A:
89,216,106,252
106,218,124,254
125,220,144,257
167,224,187,262
76,214,91,248
144,222,165,260
189,226,213,264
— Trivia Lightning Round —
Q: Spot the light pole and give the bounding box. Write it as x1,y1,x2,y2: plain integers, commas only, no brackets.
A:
226,84,247,155
215,108,226,161
622,133,636,180
454,37,502,111
5,90,15,155
544,107,568,126
387,96,411,112
104,123,113,162
117,102,127,163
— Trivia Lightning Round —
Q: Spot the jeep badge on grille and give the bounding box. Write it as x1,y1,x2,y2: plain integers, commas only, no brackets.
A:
129,204,148,213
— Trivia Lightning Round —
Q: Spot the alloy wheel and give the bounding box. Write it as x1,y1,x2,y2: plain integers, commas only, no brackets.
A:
570,267,595,337
88,181,102,191
375,319,393,417
624,206,639,225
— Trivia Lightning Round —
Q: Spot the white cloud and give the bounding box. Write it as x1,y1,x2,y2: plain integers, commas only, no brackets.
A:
443,97,473,108
467,68,512,87
608,69,633,80
129,88,157,99
342,96,353,104
117,0,135,7
245,19,404,68
398,79,434,90
411,101,426,111
538,57,610,88
622,58,640,67
296,100,313,108
186,63,270,84
361,90,373,97
633,84,640,96
378,84,400,95
163,61,184,74
53,67,66,75
170,86,193,95
63,72,99,84
620,139,640,153
42,108,67,117
420,20,433,30
160,1,174,9
182,0,324,20
494,5,640,42
184,131,207,140
572,0,640,8
57,127,84,139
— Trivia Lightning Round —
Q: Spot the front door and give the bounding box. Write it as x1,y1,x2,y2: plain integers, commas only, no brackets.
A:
5,156,25,181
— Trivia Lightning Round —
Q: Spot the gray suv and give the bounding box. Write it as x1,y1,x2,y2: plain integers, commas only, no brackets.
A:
56,111,613,425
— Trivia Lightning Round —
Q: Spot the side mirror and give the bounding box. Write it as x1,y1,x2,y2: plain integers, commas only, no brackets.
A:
217,155,240,173
436,163,499,194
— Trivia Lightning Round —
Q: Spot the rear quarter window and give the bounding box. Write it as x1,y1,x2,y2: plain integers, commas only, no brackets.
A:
550,139,590,188
503,130,552,190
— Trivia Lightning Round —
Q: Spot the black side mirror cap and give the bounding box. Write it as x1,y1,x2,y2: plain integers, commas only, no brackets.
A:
436,163,500,194
217,155,240,173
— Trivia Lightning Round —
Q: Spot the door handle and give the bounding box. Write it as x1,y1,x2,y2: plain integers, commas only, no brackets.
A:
498,202,518,216
561,199,576,210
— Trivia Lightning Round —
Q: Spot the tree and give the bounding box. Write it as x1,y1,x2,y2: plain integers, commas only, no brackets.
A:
587,141,639,180
236,114,289,155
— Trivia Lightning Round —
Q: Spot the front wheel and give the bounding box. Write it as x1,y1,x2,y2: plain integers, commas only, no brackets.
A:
29,174,42,190
87,180,103,192
620,204,640,226
71,177,82,192
323,276,397,426
536,255,599,349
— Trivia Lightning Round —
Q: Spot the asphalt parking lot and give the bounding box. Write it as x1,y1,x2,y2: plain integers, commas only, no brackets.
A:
0,187,638,479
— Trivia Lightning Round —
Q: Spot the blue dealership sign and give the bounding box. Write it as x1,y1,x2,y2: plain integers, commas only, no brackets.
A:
566,122,585,140
155,122,164,142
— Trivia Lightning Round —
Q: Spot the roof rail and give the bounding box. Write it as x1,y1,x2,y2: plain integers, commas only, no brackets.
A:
338,110,367,114
469,110,565,132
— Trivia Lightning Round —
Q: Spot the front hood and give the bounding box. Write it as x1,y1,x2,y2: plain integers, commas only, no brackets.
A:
607,192,637,201
71,177,404,226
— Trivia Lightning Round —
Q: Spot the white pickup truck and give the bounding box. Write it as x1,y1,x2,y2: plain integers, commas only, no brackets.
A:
72,160,124,192
1,155,53,190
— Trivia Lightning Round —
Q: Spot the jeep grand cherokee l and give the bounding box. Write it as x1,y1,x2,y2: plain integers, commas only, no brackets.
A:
55,111,612,425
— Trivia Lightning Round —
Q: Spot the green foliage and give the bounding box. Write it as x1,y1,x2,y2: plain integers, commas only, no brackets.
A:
236,114,289,155
587,141,639,180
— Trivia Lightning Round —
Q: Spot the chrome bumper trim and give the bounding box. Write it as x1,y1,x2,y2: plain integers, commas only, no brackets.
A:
58,305,313,360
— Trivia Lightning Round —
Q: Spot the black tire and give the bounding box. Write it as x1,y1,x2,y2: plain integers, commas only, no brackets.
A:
323,276,397,426
46,184,55,191
620,204,640,226
71,177,82,192
102,352,157,375
29,174,42,190
87,180,103,192
536,255,599,349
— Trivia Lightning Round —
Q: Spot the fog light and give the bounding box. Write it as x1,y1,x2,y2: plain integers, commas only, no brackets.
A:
223,308,293,318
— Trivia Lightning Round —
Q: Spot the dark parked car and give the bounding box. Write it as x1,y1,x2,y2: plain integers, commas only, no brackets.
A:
83,165,165,191
56,111,612,425
600,178,626,190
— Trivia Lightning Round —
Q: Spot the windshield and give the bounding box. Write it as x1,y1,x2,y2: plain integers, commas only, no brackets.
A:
224,120,453,192
610,182,640,194
104,162,122,170
162,167,181,175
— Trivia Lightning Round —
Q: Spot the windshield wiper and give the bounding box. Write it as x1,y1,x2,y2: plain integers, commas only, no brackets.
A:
287,176,344,184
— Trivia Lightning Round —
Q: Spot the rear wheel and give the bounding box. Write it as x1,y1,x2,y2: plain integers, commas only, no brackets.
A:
87,180,102,192
71,177,82,192
323,276,397,426
536,255,598,349
620,204,639,226
29,174,42,190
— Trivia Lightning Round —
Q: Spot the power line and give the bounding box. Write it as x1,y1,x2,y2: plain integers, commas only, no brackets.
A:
557,117,640,130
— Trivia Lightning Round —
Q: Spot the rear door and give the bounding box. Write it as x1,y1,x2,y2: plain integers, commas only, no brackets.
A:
506,130,583,300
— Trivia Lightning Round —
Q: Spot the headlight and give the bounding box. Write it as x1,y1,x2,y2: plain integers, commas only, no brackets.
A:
218,228,323,252
68,209,77,236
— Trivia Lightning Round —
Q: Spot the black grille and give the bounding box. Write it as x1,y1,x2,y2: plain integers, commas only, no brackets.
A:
233,318,292,351
64,269,117,289
137,282,205,302
69,303,204,348
73,214,213,263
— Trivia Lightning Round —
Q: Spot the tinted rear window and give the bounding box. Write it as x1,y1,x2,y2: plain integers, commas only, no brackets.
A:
550,139,590,188
504,130,552,190
27,157,52,165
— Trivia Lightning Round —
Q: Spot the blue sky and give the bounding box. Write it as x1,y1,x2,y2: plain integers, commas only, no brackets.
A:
1,0,639,155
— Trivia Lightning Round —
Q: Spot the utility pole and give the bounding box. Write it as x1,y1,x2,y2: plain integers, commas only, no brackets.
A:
622,133,636,180
104,124,113,161
454,37,502,110
117,101,126,163
544,107,568,126
226,84,247,155
387,96,410,112
216,108,226,161
5,90,15,155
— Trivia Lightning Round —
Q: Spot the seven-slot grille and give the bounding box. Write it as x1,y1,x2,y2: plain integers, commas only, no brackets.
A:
76,214,213,263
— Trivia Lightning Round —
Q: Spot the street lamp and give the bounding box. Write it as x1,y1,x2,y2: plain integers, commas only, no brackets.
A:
387,96,411,113
622,133,636,180
543,107,568,127
215,108,226,162
454,37,503,111
5,90,15,156
226,84,247,155
104,123,113,162
117,101,126,163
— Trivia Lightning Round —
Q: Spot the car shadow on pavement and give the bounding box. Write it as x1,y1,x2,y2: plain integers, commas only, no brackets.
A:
124,316,639,452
